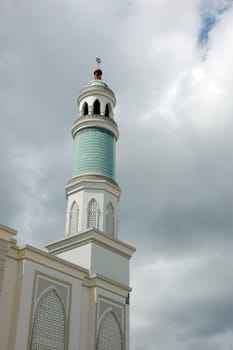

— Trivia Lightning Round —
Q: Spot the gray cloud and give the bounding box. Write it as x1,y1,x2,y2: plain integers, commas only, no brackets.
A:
0,0,232,349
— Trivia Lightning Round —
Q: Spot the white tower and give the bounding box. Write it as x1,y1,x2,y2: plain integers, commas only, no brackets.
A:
64,68,120,238
47,68,135,350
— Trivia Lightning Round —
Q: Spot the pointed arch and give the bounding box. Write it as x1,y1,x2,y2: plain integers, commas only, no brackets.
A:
31,288,65,350
105,103,111,117
69,201,79,235
87,198,99,229
97,311,122,350
93,99,101,115
106,202,115,236
83,101,88,115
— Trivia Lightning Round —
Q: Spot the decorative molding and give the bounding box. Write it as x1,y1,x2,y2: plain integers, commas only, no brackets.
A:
73,114,118,129
27,272,71,350
31,289,65,350
46,229,136,259
83,273,132,293
72,115,119,140
99,300,124,329
18,244,88,277
78,85,116,107
36,276,69,308
0,223,17,236
96,308,123,350
66,174,121,196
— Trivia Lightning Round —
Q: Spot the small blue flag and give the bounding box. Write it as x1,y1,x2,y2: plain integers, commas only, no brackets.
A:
96,57,101,64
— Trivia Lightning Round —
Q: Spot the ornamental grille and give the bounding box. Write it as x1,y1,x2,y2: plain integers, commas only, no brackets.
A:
31,290,65,350
69,201,79,235
97,312,122,350
87,199,98,229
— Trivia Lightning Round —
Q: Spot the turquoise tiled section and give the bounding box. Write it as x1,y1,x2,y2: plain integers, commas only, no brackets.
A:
72,127,115,179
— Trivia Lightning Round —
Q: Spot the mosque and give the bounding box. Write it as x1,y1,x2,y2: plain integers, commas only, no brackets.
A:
0,68,136,350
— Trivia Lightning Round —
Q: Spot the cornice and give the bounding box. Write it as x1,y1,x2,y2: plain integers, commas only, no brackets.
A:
17,244,89,276
78,85,116,106
83,273,132,293
65,174,121,199
74,114,118,128
46,229,136,259
72,114,119,140
0,223,17,238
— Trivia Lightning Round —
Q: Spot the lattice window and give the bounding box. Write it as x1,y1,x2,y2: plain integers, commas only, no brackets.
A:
31,289,65,350
97,311,122,350
93,99,100,114
69,201,79,235
106,202,115,236
87,199,98,229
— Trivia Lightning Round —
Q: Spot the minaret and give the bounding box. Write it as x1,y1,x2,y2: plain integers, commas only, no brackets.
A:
46,68,135,350
47,68,135,285
65,68,120,238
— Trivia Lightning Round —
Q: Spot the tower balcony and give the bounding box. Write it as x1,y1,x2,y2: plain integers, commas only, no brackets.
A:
72,114,119,140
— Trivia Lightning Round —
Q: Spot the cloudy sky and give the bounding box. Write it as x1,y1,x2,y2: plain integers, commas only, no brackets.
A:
1,0,233,349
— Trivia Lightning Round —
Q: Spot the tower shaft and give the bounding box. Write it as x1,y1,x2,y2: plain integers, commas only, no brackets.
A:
65,70,120,238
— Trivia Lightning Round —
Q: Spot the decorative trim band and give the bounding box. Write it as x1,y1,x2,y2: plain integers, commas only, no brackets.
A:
72,115,119,140
66,174,120,193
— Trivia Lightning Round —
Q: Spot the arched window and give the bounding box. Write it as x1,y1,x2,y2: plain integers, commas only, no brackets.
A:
87,199,98,229
31,289,65,350
106,202,115,236
105,103,110,117
93,99,100,115
69,201,79,235
97,311,122,350
83,102,88,115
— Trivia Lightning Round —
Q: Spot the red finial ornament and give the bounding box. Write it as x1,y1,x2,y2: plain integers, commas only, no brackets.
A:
94,69,102,80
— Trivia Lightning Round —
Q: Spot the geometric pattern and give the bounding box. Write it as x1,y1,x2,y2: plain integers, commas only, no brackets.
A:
73,127,115,179
87,198,98,229
31,289,65,350
99,300,123,329
97,311,122,350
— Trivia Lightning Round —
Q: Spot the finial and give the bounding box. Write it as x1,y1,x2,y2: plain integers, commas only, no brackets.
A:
94,57,102,80
96,57,101,68
94,69,102,80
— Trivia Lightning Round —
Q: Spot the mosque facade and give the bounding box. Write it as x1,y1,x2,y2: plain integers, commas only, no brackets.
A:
0,69,135,350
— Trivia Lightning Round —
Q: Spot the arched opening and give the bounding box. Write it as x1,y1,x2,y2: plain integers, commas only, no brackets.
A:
105,103,110,117
87,198,99,229
106,202,115,236
31,289,65,350
97,311,122,350
69,201,79,235
83,102,88,115
93,99,101,115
